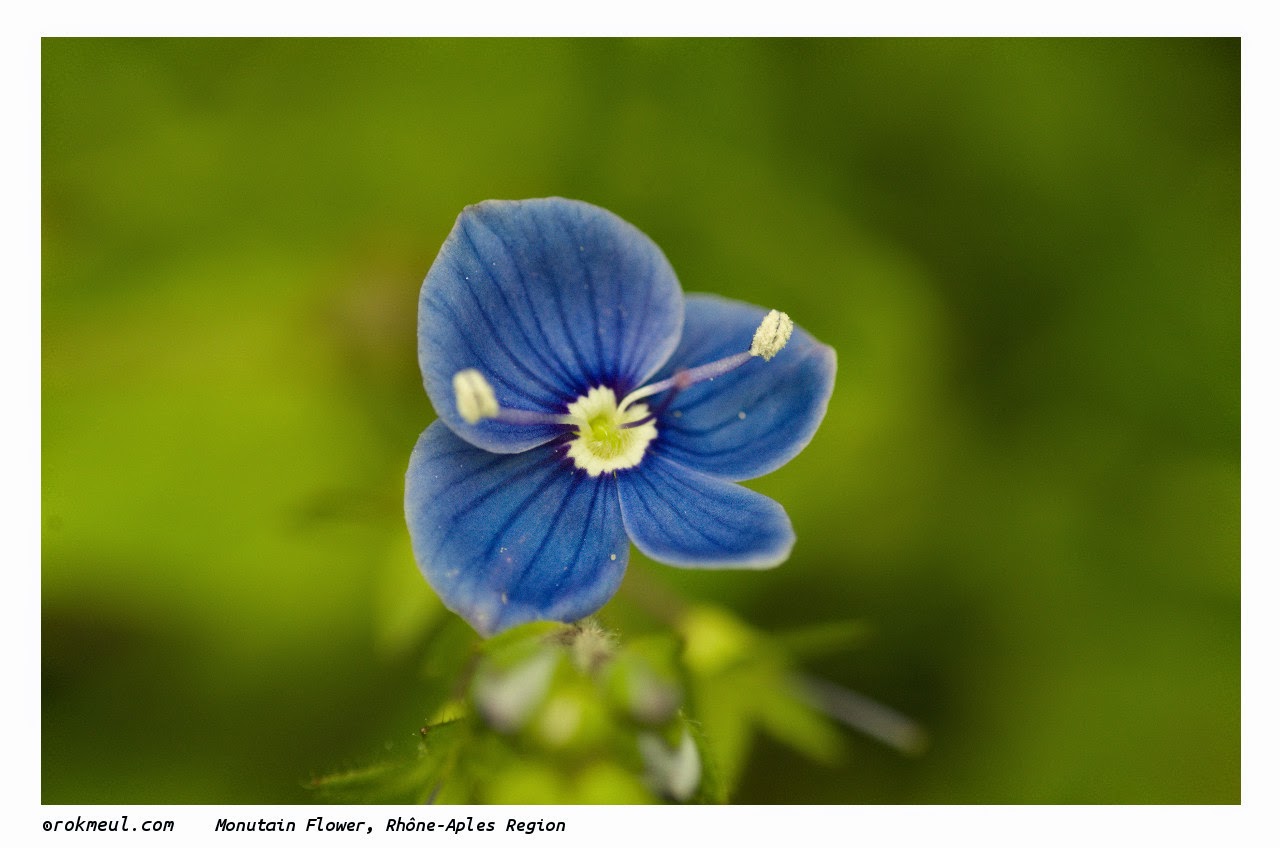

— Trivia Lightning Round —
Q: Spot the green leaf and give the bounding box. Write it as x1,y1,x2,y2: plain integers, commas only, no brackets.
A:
309,719,469,804
753,678,846,767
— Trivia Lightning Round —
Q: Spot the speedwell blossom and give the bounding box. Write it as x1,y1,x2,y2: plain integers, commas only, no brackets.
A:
406,198,835,635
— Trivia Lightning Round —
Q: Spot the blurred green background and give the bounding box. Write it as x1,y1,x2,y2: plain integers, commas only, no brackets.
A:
42,38,1239,803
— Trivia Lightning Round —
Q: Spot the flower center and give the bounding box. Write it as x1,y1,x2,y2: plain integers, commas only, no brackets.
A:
564,387,657,477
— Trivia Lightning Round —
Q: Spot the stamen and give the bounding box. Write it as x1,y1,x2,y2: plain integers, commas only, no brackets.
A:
452,307,796,470
454,368,498,423
452,368,577,427
620,382,682,429
618,308,795,412
750,310,793,361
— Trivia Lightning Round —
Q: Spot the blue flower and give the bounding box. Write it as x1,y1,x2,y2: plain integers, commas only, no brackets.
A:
406,198,836,635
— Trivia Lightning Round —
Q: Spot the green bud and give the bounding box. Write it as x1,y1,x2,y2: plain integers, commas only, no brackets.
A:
530,681,611,753
680,606,757,674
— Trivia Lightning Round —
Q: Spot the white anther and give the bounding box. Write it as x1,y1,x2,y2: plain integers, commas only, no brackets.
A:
453,368,499,423
750,310,793,361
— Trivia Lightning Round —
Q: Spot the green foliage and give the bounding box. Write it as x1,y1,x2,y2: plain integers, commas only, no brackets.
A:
311,614,863,803
678,606,850,790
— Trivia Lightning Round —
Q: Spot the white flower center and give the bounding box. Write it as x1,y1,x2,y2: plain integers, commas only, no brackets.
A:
564,387,657,476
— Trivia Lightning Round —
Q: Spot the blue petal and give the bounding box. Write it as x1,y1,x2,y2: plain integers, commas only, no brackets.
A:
616,452,794,568
651,294,836,481
420,198,685,453
405,420,631,635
